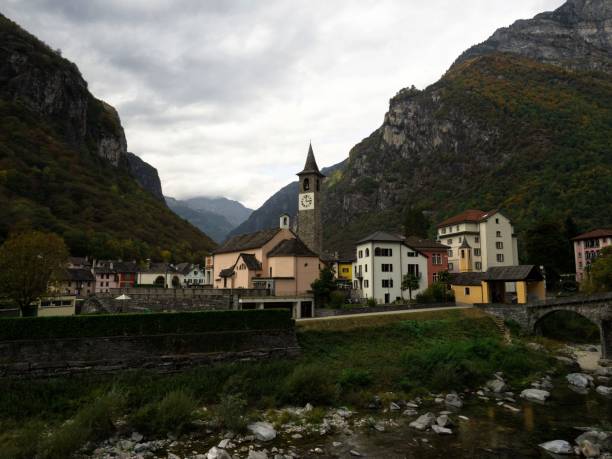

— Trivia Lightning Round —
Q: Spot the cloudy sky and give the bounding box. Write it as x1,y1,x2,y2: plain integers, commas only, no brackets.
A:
4,0,563,209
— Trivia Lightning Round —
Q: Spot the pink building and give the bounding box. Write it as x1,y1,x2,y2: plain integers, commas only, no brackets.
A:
572,228,612,281
405,236,450,286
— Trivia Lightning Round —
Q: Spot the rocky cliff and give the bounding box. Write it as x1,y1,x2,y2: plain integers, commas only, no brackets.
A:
126,152,164,201
0,13,216,260
319,0,612,254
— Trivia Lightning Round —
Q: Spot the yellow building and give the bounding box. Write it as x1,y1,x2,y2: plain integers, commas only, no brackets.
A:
451,265,546,305
35,296,77,317
336,260,353,281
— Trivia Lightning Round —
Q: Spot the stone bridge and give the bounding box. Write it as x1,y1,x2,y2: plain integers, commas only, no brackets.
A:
478,293,612,364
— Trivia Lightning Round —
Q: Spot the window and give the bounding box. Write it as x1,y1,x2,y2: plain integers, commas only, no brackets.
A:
364,280,369,288
382,279,394,288
459,237,462,243
447,239,453,245
365,248,370,257
303,178,310,191
475,262,482,270
461,249,466,259
283,216,288,226
432,253,442,265
342,267,349,273
495,218,499,224
578,262,583,268
316,179,320,191
474,248,481,256
382,264,393,272
465,287,470,295
448,250,453,257
475,236,480,244
496,241,503,249
407,264,420,278
365,264,368,273
433,272,439,282
353,281,358,288
497,254,505,262
375,248,393,256
407,251,417,257
456,225,459,231
578,252,582,259
449,263,454,271
358,250,363,258
442,228,446,234
496,231,502,237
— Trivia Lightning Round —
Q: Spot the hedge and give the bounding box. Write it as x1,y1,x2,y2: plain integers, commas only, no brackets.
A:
0,309,293,341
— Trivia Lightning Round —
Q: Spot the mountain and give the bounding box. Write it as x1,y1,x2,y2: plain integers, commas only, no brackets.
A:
165,197,235,243
0,13,216,261
126,152,164,201
227,160,346,239
320,0,612,256
180,196,253,227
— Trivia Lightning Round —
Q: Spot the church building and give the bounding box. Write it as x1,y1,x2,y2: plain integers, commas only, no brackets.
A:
210,144,325,317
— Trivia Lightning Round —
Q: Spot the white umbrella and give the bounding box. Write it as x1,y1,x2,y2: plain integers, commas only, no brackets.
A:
114,294,131,300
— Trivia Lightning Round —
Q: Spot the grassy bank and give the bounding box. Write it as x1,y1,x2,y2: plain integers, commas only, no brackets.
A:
0,309,557,458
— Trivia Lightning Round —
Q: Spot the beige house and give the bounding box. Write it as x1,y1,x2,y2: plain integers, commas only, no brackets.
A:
213,218,322,296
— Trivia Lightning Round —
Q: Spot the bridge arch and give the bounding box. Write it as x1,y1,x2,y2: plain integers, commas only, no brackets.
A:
532,308,600,343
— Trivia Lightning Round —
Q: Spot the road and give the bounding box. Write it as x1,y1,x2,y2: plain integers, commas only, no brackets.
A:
296,305,472,322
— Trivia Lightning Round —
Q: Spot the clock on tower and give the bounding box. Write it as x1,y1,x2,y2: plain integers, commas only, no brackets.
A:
297,143,325,255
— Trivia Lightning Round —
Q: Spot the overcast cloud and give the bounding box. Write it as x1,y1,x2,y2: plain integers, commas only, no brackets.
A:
3,0,563,208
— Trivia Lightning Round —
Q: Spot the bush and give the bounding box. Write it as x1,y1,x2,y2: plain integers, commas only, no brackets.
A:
129,390,197,436
329,291,346,309
215,393,248,432
0,420,45,459
366,297,377,307
282,365,338,406
0,309,293,341
39,390,125,459
415,282,453,304
338,368,373,390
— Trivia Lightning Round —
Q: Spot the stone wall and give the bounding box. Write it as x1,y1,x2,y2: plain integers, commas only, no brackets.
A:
0,328,299,378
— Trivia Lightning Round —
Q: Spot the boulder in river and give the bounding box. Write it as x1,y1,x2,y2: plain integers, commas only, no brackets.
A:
596,386,612,396
444,393,463,409
436,414,452,427
538,440,573,455
566,373,593,389
409,412,436,431
486,378,507,393
520,388,550,402
575,430,612,453
206,446,232,459
431,425,453,435
247,421,277,442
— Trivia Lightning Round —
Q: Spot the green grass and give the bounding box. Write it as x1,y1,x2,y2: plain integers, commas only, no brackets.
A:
0,310,557,457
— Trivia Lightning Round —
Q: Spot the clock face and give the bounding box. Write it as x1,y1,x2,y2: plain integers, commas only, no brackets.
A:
299,192,315,210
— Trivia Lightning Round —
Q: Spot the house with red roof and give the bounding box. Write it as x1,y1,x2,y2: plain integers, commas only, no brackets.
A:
572,228,612,281
436,209,519,273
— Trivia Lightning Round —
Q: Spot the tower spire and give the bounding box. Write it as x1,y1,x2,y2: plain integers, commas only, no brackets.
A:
298,142,324,177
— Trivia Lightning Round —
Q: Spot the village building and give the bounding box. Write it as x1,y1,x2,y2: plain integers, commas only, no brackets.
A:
352,231,429,304
137,262,183,288
436,209,519,273
404,236,450,285
572,228,612,281
91,260,120,293
115,261,138,288
450,265,546,305
52,268,96,297
176,262,206,287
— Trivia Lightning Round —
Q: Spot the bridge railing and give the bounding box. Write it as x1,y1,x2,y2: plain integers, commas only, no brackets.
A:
526,292,612,308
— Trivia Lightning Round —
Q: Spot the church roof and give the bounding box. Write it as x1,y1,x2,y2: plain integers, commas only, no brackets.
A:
239,253,262,271
213,228,282,254
268,238,319,258
297,143,325,177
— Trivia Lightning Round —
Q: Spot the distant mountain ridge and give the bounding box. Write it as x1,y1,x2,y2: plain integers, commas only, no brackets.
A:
180,196,253,227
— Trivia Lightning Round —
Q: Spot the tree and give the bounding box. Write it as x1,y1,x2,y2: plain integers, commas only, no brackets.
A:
403,208,430,239
588,246,612,292
402,273,420,301
436,270,451,302
310,267,336,307
524,221,574,289
0,231,68,315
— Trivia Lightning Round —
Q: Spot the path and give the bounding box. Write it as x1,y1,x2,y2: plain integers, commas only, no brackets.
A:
297,305,472,322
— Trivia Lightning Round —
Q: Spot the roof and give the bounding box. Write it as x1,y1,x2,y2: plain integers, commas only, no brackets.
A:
213,228,281,254
405,236,449,251
460,239,472,249
240,253,262,271
572,228,612,241
485,265,543,282
356,231,405,244
437,209,497,228
139,262,178,274
450,272,485,286
114,261,138,273
61,268,95,282
68,256,90,267
297,143,325,177
219,268,235,278
268,238,319,258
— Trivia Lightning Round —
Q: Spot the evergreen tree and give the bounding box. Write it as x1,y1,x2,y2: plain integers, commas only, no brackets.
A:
403,208,430,238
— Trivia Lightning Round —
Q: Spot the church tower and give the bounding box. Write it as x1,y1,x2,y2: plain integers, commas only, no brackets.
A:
297,143,325,255
459,239,473,273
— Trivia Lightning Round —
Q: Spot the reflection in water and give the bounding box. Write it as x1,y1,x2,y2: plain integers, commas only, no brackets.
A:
523,404,534,432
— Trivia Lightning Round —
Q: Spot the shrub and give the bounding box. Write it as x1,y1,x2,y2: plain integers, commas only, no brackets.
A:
0,309,293,341
129,390,197,436
39,390,125,459
0,420,45,459
338,368,373,390
214,394,248,433
415,282,453,304
329,291,346,309
366,297,377,307
282,365,338,406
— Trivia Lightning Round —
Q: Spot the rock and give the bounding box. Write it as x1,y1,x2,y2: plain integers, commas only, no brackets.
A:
555,356,580,370
431,425,453,435
168,453,181,459
458,415,469,421
390,402,401,411
206,447,232,459
486,379,507,393
247,451,268,459
526,342,546,352
402,408,418,416
131,432,144,443
291,434,302,440
247,422,277,442
349,451,363,457
520,389,550,403
436,414,452,427
332,442,343,447
579,440,601,458
217,439,233,449
313,447,324,454
444,393,463,409
503,404,520,413
405,402,419,408
117,440,135,451
336,408,352,418
596,386,612,396
567,373,593,388
539,440,573,455
596,367,612,377
374,422,385,432
576,430,612,453
134,443,151,454
304,403,313,412
409,412,436,431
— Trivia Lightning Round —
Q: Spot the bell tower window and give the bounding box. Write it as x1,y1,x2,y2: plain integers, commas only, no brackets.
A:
303,178,310,191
